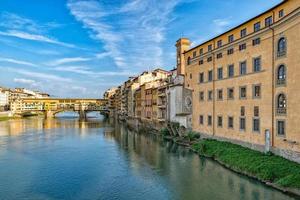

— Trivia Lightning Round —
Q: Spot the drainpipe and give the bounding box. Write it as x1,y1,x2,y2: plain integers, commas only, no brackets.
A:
212,41,216,136
270,11,275,147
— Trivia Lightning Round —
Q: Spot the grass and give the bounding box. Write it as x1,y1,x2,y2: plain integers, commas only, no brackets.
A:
192,139,300,189
0,116,13,121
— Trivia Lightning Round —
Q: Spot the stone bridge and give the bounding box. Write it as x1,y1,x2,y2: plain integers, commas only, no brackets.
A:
13,98,108,119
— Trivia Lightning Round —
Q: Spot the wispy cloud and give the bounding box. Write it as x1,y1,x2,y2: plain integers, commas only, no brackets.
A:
47,57,91,66
0,57,37,67
67,0,181,71
13,78,36,84
213,17,234,34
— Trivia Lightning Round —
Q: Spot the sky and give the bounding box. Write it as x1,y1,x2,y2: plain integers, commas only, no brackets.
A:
0,0,282,98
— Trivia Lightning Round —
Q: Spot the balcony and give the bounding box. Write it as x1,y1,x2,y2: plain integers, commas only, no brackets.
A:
277,79,286,86
277,51,286,58
277,107,287,115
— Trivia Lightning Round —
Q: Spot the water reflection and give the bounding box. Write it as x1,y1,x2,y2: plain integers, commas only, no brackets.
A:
0,117,297,200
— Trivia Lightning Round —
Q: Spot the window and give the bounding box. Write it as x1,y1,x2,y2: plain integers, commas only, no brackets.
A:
227,48,234,55
199,115,204,125
217,40,222,48
277,37,287,57
253,118,260,132
199,73,204,83
187,57,191,65
239,43,246,51
218,116,223,127
228,88,234,99
217,89,223,100
279,9,284,18
199,91,204,101
265,16,273,27
208,44,212,51
277,120,285,136
193,51,197,58
254,106,259,117
216,53,223,59
240,61,247,75
254,22,261,32
277,93,287,114
241,28,247,38
207,56,212,62
190,73,192,79
208,90,213,101
253,38,261,46
253,85,261,98
241,106,245,116
228,117,234,129
240,118,246,131
253,57,261,72
277,65,286,85
228,34,234,43
240,86,247,99
218,67,223,79
199,59,204,65
208,70,213,82
208,115,212,126
200,48,203,55
228,64,234,78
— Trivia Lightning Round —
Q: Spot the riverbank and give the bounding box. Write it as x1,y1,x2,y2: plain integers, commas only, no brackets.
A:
0,116,16,121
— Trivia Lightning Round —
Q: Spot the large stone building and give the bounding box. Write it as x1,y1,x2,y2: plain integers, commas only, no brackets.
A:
180,0,300,162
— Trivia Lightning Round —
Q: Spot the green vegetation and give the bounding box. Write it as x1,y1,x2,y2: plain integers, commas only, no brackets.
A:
160,127,170,136
184,131,200,142
0,116,14,121
192,139,300,189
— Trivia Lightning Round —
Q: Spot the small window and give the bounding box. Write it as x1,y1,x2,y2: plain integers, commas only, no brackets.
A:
277,37,287,57
227,48,234,55
190,73,192,79
218,67,223,80
187,57,191,65
217,40,222,48
208,70,213,82
208,91,213,101
228,88,234,100
228,34,234,43
277,65,286,85
240,117,246,131
240,61,247,75
200,48,203,55
207,57,212,62
253,38,261,46
193,51,197,58
254,106,259,117
240,86,247,99
254,22,261,32
199,115,204,125
228,64,234,78
253,85,261,98
241,106,245,116
277,93,287,114
199,60,204,65
228,117,234,129
199,73,204,83
218,116,223,127
208,44,212,51
239,43,246,51
277,120,285,136
253,57,261,72
208,115,212,126
253,118,260,132
265,16,273,27
217,89,223,100
199,91,204,101
241,28,247,38
279,9,284,18
216,53,223,59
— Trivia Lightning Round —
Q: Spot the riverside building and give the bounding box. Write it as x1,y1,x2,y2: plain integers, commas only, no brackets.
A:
180,0,300,162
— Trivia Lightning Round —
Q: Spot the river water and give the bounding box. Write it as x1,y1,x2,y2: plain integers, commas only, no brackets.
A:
0,115,297,200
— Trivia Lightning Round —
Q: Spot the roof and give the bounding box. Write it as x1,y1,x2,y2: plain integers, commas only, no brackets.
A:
185,0,286,53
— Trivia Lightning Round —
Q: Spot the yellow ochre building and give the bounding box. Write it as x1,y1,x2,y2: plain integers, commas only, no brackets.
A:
178,0,300,161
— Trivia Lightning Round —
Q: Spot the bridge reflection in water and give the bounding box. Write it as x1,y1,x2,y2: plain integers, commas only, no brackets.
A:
0,117,296,200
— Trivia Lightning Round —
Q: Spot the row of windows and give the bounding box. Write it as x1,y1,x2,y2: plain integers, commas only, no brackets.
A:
199,84,261,101
190,10,284,58
198,57,261,83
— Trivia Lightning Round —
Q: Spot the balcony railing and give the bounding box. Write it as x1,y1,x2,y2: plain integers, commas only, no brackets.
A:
277,51,286,58
277,107,287,115
277,79,286,86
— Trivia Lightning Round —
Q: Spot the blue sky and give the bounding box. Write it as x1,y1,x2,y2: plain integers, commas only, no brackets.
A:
0,0,282,98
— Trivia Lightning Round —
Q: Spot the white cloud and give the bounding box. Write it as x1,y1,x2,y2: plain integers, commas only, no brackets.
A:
95,52,111,59
13,78,36,84
0,57,37,67
213,17,234,34
48,57,91,66
0,30,75,48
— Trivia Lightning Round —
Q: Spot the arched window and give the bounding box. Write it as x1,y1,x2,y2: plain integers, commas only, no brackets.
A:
278,37,286,57
277,65,286,85
187,57,191,65
277,94,287,114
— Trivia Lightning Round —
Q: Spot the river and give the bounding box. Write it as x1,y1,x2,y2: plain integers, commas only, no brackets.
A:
0,115,297,200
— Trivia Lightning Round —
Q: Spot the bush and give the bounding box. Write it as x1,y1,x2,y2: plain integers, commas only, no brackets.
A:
160,127,170,136
186,131,200,141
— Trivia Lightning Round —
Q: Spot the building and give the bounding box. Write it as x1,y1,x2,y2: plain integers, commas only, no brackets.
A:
0,90,9,111
180,0,300,161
